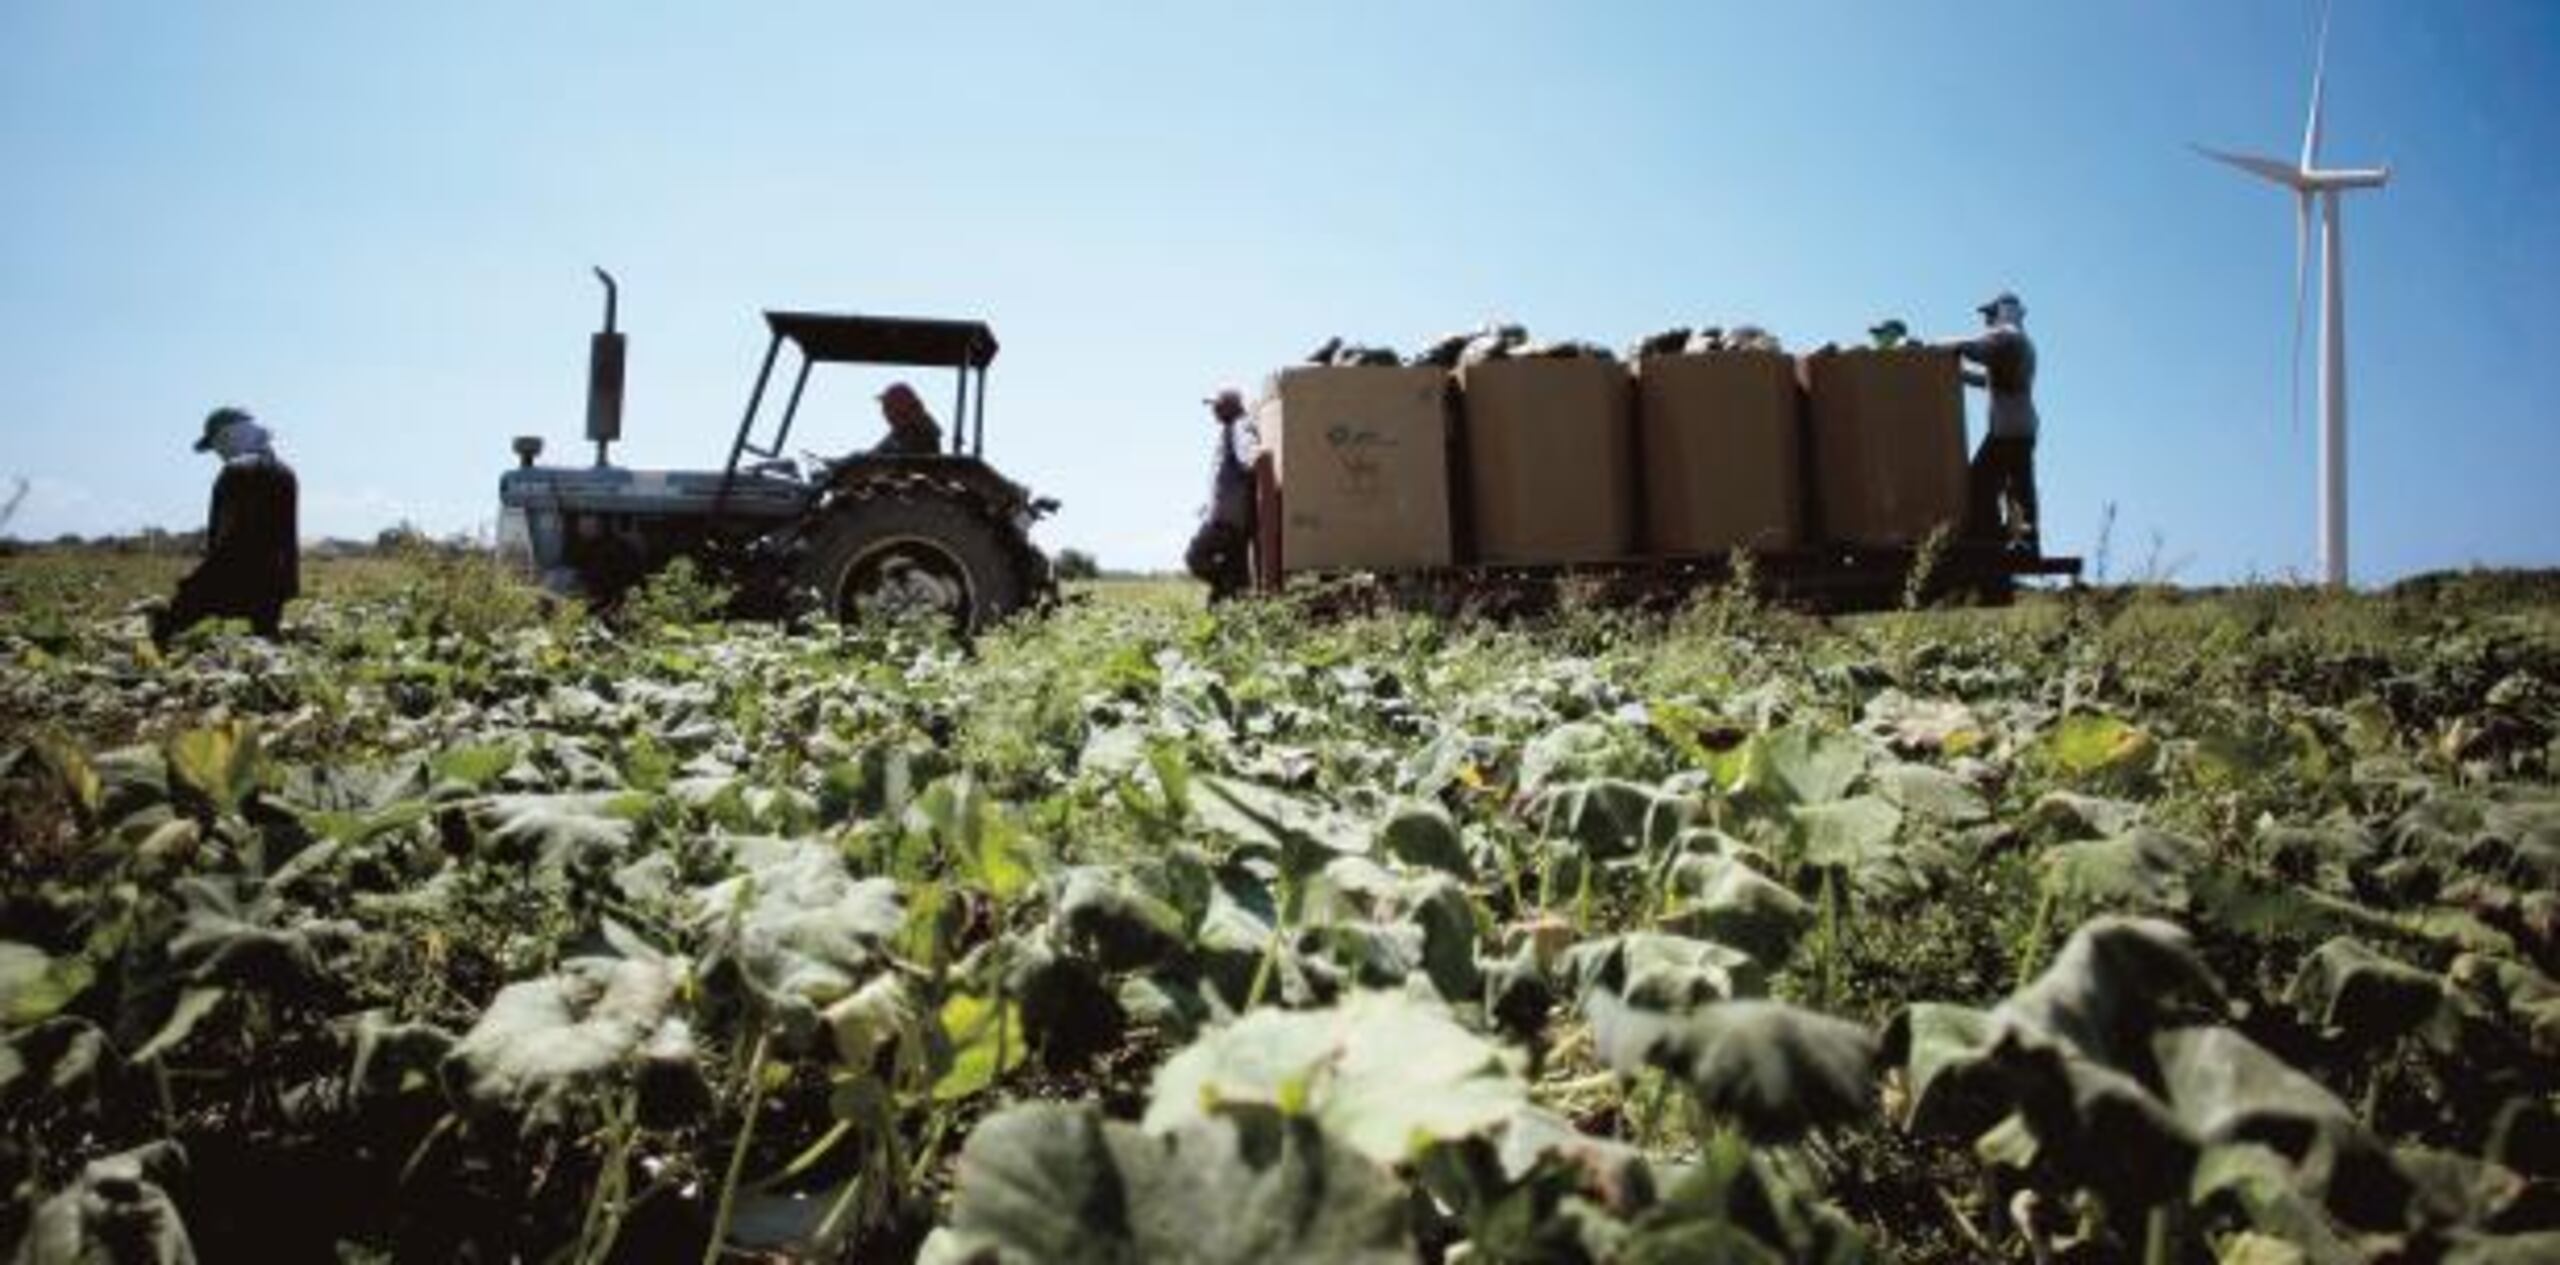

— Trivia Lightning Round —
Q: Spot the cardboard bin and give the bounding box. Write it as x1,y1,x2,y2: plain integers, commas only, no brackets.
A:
1635,351,1804,555
1258,365,1455,573
1800,349,1967,546
1457,358,1636,565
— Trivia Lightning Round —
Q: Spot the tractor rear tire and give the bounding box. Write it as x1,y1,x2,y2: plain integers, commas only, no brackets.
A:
798,492,1032,634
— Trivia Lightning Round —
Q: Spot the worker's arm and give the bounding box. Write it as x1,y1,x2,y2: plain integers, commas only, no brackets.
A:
1940,333,1990,363
1961,368,1988,388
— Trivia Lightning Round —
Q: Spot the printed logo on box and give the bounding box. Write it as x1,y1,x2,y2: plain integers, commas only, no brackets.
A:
1325,423,1397,496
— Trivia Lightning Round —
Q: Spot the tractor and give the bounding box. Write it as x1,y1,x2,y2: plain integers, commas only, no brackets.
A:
497,270,1057,630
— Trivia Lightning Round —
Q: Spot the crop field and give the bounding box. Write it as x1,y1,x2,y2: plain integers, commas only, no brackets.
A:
3,553,2557,1263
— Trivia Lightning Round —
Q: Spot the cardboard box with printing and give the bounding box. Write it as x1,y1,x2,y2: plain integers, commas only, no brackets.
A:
1635,351,1805,555
1800,349,1968,546
1259,365,1454,573
1459,358,1637,565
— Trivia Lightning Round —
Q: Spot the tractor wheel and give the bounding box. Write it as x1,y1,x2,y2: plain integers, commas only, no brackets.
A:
798,492,1032,633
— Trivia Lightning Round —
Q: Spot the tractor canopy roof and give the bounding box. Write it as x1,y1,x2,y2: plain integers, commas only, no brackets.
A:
763,311,998,369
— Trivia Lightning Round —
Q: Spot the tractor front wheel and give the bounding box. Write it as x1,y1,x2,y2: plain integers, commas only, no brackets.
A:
797,493,1031,633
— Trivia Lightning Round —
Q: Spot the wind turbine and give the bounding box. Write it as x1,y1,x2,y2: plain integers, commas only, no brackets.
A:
2195,2,2390,587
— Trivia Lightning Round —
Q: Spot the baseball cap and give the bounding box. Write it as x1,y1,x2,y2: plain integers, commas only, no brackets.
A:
195,406,253,452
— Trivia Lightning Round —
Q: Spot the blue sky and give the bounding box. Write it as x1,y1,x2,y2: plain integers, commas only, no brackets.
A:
2,1,2552,583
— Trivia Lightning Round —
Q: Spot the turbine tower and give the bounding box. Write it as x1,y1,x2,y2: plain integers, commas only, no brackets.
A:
2196,2,2389,587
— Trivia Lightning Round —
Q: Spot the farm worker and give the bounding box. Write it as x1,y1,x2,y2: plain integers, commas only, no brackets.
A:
870,382,945,456
1183,388,1258,603
152,406,300,646
1943,292,2041,549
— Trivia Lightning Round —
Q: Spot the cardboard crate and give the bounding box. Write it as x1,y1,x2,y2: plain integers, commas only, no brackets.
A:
1259,365,1455,573
1458,357,1637,565
1635,351,1805,555
1800,349,1967,546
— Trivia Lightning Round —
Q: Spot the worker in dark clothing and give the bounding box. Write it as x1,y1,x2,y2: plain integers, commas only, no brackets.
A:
870,382,945,457
1182,388,1257,603
153,407,299,646
1944,292,2041,549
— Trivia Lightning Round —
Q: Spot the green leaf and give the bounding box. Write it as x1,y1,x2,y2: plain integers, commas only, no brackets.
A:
1519,721,1619,795
1597,999,1880,1143
821,972,920,1073
347,1010,456,1099
0,942,95,1026
164,878,359,994
1377,801,1472,878
2191,1145,2364,1265
1537,778,1685,861
447,954,694,1123
1658,853,1813,966
29,732,101,820
2001,916,2225,1072
2395,1145,2533,1234
920,1103,1413,1265
1881,1003,2006,1137
1882,918,2227,1209
1194,776,1369,876
430,743,517,792
1720,725,1867,806
692,837,904,1026
2039,828,2195,914
2286,937,2446,1045
2442,1232,2560,1264
1619,1129,1869,1262
933,991,1026,1101
477,793,637,871
1788,795,1903,873
14,1141,195,1265
163,720,262,815
1142,991,1529,1169
909,776,1036,903
1568,932,1768,1015
1051,866,1189,971
1860,691,1987,756
1873,761,1989,825
130,987,226,1064
2447,954,2560,1061
2027,790,2147,841
2035,713,2158,788
2156,1026,2409,1229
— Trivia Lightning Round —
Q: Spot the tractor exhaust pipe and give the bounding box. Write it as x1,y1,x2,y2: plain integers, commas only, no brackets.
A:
586,267,626,467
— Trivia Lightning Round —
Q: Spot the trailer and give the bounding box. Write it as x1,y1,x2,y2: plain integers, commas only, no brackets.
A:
1239,347,2083,614
1249,481,2080,615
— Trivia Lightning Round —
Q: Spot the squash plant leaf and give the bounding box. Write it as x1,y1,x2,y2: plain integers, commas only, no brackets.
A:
15,1140,195,1265
932,990,1026,1102
692,837,904,1031
2035,714,2159,790
1606,999,1880,1144
163,720,263,817
2286,937,2447,1045
1657,854,1813,966
1142,991,1528,1170
446,954,697,1125
919,1102,1412,1265
0,942,96,1027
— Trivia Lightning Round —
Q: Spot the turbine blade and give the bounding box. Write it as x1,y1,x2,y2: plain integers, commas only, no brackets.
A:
2192,144,2306,187
2290,191,2310,434
2303,0,2333,170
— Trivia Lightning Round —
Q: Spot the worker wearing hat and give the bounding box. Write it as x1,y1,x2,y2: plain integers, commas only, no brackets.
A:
869,381,946,457
1942,293,2041,550
1183,388,1258,603
152,406,300,646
